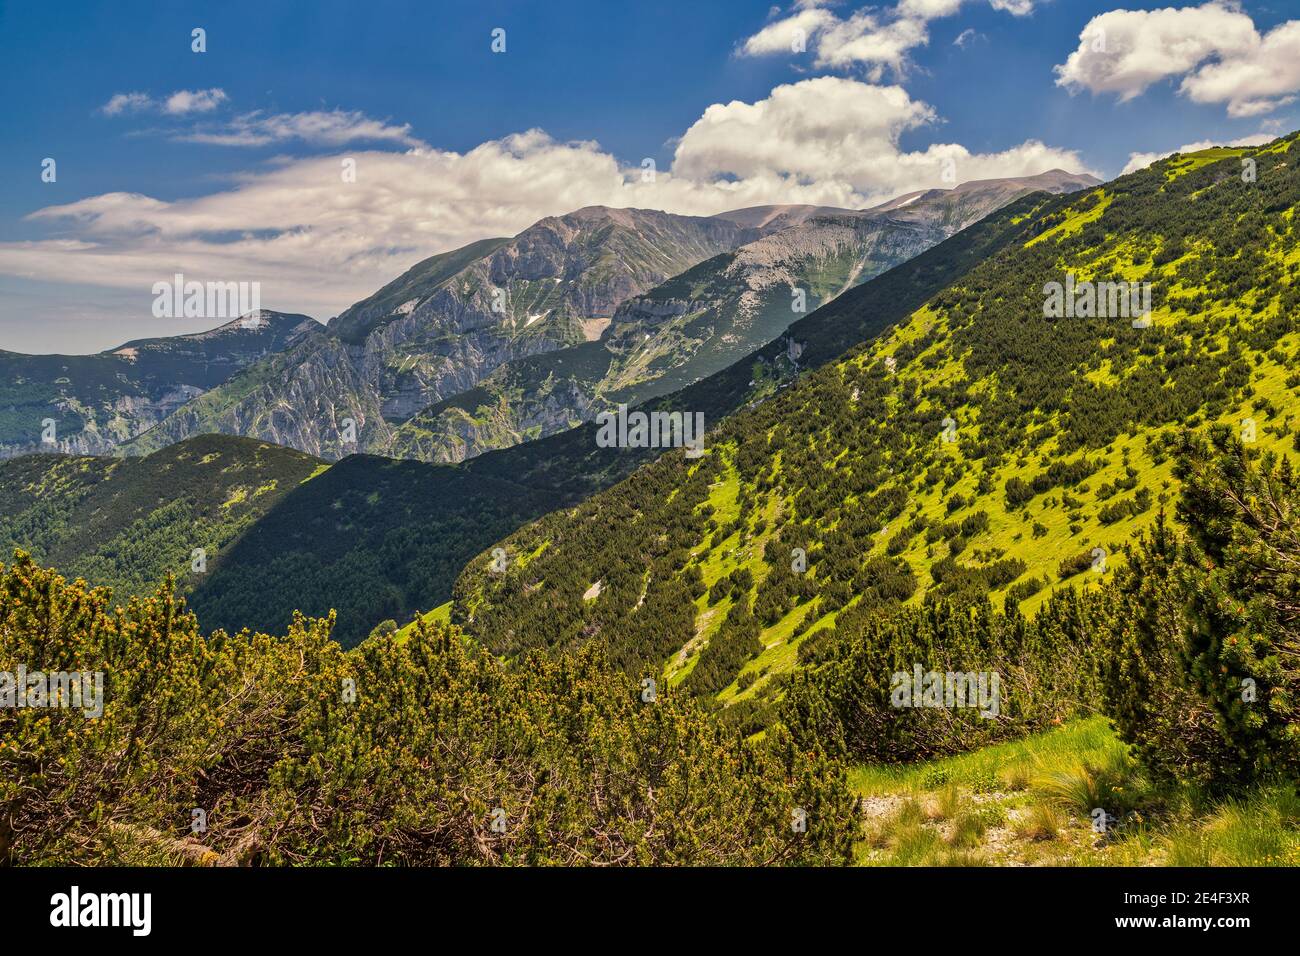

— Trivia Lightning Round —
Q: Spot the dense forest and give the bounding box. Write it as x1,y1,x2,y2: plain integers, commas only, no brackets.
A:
0,435,324,598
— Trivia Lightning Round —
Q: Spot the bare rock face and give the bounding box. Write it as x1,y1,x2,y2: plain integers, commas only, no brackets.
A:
387,172,1100,464
134,208,765,461
128,329,391,460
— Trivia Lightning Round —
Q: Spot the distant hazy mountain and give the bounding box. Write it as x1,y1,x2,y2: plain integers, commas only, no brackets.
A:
0,311,316,458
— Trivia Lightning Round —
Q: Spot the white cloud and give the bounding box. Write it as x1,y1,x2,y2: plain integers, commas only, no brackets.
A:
3,79,1090,335
672,77,1089,199
99,90,412,148
673,77,934,189
815,12,930,78
101,92,152,116
1119,132,1274,175
1055,3,1300,117
740,7,837,56
898,0,966,17
176,109,424,148
102,88,229,116
163,89,228,115
1180,19,1300,117
739,0,1038,75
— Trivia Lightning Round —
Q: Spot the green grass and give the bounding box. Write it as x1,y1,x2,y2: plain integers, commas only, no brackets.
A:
394,601,453,642
848,717,1300,866
849,716,1126,796
1163,147,1249,182
1025,191,1111,247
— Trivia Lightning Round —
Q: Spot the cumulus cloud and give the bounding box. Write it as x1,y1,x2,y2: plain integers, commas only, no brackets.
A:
672,77,1089,201
1180,19,1300,117
739,6,838,57
1119,132,1275,175
672,78,935,187
738,0,1038,76
2,79,1090,332
1055,2,1300,118
815,12,930,78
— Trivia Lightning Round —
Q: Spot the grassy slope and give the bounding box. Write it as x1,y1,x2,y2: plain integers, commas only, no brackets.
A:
721,149,1300,700
851,717,1300,866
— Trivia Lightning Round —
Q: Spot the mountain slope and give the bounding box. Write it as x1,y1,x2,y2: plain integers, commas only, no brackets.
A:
599,173,1100,406
185,454,565,645
4,181,1082,646
0,433,326,599
0,311,316,458
451,134,1300,715
389,172,1098,463
129,207,767,460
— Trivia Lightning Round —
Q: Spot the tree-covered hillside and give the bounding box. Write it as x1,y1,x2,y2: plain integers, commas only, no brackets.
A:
5,408,1296,866
0,434,325,599
454,134,1300,721
186,453,566,646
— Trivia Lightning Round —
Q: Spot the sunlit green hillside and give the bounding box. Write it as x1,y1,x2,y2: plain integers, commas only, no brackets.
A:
456,135,1300,717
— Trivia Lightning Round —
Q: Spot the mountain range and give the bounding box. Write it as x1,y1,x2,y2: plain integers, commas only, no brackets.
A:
0,312,315,458
0,170,1101,645
1,171,1095,468
6,133,1297,694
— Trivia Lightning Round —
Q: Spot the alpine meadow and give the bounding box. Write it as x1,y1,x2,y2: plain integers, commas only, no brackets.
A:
1,0,1297,932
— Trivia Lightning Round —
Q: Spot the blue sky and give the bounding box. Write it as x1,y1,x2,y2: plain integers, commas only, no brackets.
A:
2,0,1297,353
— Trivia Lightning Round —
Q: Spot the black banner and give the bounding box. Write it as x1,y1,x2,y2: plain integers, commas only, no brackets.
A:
0,866,1276,942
